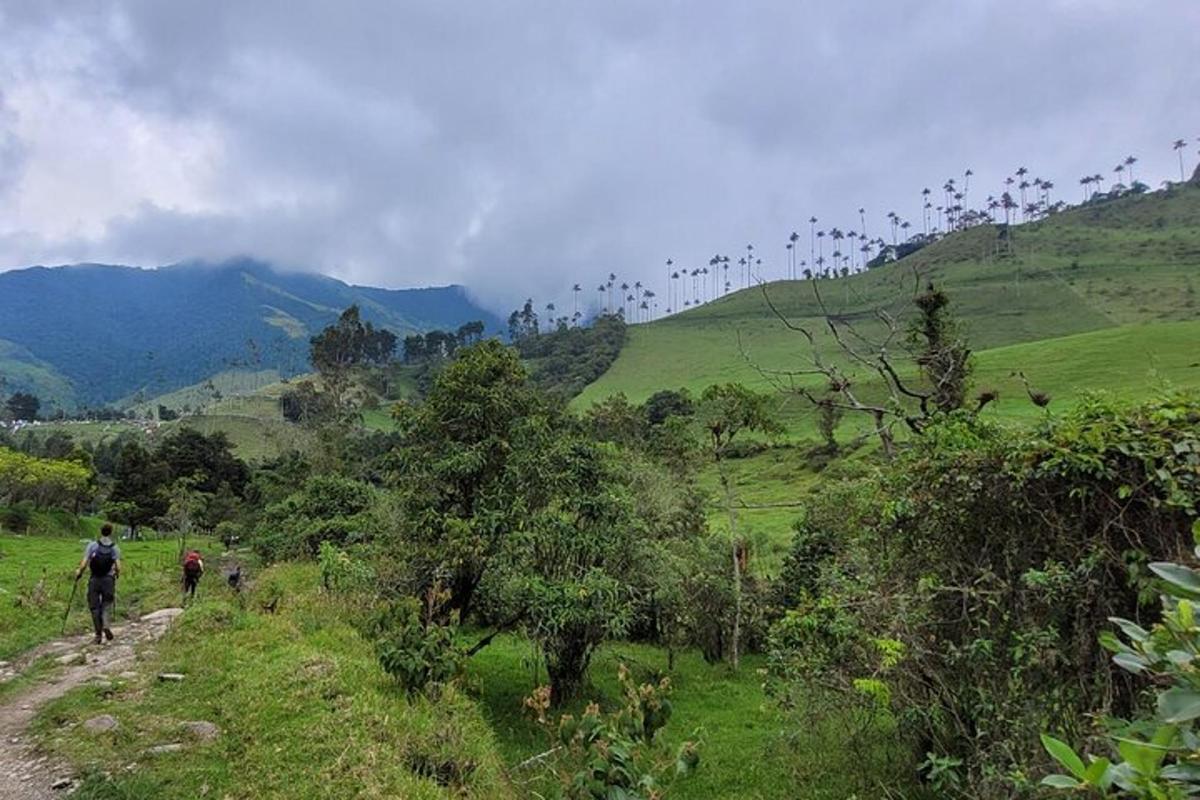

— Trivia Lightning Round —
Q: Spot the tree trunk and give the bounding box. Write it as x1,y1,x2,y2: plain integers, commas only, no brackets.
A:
547,638,591,706
718,460,741,671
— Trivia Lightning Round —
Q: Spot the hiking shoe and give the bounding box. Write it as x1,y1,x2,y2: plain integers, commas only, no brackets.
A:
93,634,103,645
103,628,114,641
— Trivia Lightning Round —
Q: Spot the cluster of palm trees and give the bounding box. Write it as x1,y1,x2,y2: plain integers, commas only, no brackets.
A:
529,136,1197,329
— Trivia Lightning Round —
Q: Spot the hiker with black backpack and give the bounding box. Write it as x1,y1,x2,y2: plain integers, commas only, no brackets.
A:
75,523,121,645
182,549,204,601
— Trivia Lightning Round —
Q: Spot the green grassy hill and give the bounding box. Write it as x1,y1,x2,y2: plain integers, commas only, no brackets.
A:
576,185,1200,430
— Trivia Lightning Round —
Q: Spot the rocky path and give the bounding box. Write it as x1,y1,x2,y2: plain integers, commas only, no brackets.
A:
0,608,183,799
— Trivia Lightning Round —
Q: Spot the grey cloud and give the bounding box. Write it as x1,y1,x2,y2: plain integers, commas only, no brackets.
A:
0,0,1196,313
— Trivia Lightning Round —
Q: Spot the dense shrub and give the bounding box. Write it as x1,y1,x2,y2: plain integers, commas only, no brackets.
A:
772,394,1200,796
253,475,378,560
371,598,464,694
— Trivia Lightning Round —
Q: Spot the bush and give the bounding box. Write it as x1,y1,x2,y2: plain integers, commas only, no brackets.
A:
775,394,1200,795
1042,539,1200,796
252,475,378,561
525,664,699,799
0,501,34,533
370,599,464,694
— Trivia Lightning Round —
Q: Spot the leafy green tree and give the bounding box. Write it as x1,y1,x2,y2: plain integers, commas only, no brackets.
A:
696,384,781,669
0,446,93,510
155,428,249,496
643,388,694,427
500,432,646,704
385,340,538,621
254,474,378,560
5,392,40,421
309,305,397,410
106,440,169,536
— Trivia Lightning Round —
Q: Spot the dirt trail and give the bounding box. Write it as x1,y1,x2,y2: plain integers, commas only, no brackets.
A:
0,608,183,799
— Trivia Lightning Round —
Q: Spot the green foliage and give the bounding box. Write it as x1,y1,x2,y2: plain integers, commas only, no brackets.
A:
497,433,649,704
518,314,627,399
384,340,539,619
34,562,514,798
1041,550,1200,796
308,304,398,413
908,282,973,413
5,391,41,421
317,540,376,593
0,445,93,509
779,393,1200,795
525,664,699,799
253,474,378,560
696,383,782,454
371,598,465,694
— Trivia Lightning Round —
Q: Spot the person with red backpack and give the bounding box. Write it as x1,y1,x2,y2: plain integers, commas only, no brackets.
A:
182,549,205,600
75,524,121,645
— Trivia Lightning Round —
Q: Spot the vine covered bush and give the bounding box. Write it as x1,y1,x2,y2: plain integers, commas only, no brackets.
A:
771,393,1200,796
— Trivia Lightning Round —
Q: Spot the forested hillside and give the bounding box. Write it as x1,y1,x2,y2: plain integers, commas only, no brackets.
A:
0,259,501,410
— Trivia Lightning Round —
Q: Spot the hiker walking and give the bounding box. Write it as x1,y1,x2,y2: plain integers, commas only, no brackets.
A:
75,523,121,645
182,549,204,600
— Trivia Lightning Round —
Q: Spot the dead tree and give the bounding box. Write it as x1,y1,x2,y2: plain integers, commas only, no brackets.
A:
747,269,974,457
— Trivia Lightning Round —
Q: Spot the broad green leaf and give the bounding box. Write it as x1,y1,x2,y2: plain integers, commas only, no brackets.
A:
1084,757,1113,790
1109,617,1150,643
1159,688,1200,723
1041,734,1086,779
1117,739,1158,775
1113,652,1150,674
1040,774,1080,788
1150,563,1200,597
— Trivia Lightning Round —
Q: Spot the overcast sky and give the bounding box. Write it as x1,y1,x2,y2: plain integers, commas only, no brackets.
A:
0,1,1196,312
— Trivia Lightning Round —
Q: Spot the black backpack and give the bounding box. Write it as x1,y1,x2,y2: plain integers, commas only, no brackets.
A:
89,543,116,577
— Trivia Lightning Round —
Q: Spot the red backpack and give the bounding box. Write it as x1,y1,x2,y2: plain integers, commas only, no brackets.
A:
183,551,203,576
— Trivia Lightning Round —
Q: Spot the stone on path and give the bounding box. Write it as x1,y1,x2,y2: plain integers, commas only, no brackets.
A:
141,608,184,624
145,743,185,755
157,673,185,682
181,721,220,741
50,777,72,790
83,715,118,733
54,653,85,667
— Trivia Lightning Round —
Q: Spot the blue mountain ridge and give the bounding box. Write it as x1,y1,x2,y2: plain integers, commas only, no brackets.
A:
0,258,502,409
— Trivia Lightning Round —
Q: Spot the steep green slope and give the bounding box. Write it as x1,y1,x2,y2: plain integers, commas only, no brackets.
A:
0,339,76,409
576,185,1200,415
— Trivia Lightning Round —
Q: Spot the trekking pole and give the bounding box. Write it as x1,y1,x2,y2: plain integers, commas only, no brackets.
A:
62,573,81,635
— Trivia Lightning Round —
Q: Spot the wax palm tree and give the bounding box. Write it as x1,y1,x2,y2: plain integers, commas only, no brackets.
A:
1124,155,1137,184
788,231,800,278
1079,175,1092,201
607,273,616,312
921,188,931,233
809,217,818,269
1174,139,1189,182
1113,163,1125,189
815,231,825,274
597,284,606,313
964,168,973,195
858,208,867,240
572,284,581,322
745,244,755,288
900,220,911,241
